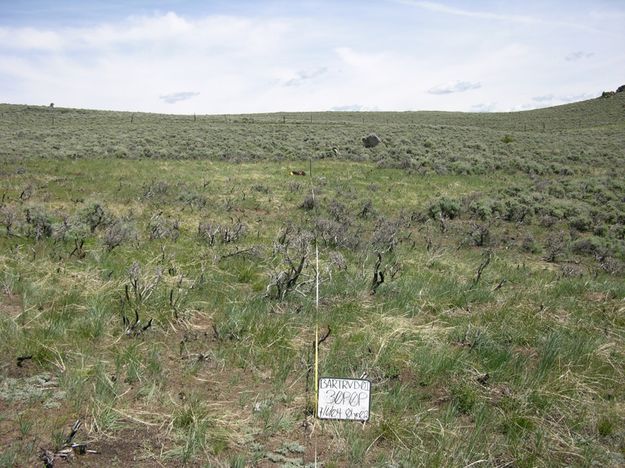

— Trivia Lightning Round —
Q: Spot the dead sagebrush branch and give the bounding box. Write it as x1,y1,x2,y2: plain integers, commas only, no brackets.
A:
370,252,385,295
472,250,492,286
266,253,307,300
120,262,160,336
40,419,97,467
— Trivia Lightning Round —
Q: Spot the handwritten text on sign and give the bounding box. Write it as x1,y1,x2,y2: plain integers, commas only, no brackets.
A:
318,378,371,421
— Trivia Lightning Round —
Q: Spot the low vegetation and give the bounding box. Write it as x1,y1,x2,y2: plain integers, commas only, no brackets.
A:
0,92,624,466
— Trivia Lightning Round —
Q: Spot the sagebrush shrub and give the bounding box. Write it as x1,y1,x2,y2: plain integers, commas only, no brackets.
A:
0,205,19,235
428,197,460,220
148,213,180,241
103,219,137,251
80,202,108,233
25,206,53,240
299,195,316,211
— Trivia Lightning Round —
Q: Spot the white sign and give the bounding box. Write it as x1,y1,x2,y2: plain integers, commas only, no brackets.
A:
318,377,371,421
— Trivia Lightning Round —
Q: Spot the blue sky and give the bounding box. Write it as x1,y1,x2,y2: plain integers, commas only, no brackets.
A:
1,1,624,113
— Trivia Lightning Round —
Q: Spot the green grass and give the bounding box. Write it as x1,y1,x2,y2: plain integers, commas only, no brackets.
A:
0,94,624,465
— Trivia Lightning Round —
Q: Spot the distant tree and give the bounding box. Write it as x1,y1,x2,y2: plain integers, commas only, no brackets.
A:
49,103,54,108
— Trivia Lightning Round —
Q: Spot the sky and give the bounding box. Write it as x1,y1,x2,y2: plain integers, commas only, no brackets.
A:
0,0,624,114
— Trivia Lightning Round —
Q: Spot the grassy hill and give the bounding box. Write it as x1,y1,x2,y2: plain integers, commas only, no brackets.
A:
0,93,624,466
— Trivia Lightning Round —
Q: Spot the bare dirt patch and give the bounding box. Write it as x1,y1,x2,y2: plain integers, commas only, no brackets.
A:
1,292,22,319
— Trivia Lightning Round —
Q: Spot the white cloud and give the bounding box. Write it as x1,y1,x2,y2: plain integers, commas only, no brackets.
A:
532,94,555,102
532,92,596,104
396,1,538,24
284,67,328,87
428,81,481,95
160,91,200,104
335,47,390,69
0,26,64,50
0,6,623,114
0,13,291,53
0,12,303,113
470,102,497,112
329,104,380,111
508,102,542,111
565,51,594,62
556,93,597,103
589,9,625,20
395,0,599,32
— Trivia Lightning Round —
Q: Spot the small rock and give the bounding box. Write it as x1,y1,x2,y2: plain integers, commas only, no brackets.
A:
362,133,381,148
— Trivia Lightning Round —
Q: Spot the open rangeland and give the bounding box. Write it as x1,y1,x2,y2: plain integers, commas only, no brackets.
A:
0,92,624,466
